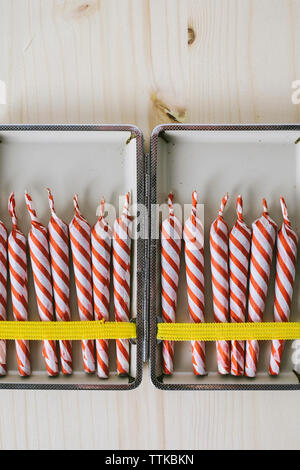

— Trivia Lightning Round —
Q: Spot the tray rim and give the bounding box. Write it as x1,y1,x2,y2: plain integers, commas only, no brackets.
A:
149,123,300,391
0,123,145,391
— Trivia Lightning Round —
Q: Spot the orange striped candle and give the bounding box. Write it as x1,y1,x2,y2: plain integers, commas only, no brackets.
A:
210,194,230,375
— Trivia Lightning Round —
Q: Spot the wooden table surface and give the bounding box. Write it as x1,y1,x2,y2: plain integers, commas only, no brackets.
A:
0,0,300,450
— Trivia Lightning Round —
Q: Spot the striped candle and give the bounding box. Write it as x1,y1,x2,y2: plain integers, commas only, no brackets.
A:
210,194,230,375
0,220,8,375
161,193,182,375
229,195,251,376
269,197,298,376
92,198,113,378
183,191,206,376
8,193,31,377
25,191,58,377
47,188,72,375
69,195,95,374
245,199,277,378
113,193,132,376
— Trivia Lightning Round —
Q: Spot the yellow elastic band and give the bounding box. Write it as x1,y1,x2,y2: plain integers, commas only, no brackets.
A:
2,320,299,342
0,321,136,340
157,322,300,341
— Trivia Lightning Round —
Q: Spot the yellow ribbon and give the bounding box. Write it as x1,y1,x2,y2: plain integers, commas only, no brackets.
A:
0,321,136,340
157,322,300,342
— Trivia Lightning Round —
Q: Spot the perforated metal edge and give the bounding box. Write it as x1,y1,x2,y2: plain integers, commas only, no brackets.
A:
149,123,300,391
0,124,145,391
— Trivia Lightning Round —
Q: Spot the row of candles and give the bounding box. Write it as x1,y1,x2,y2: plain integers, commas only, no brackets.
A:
0,190,132,377
161,191,297,377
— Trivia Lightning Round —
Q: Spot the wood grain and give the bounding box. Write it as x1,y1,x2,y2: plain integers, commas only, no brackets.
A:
0,0,300,449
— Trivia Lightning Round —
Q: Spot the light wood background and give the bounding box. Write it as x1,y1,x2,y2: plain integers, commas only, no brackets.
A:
0,0,300,450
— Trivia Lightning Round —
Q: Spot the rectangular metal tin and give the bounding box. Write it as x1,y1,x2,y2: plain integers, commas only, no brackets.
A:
150,124,300,391
0,124,145,391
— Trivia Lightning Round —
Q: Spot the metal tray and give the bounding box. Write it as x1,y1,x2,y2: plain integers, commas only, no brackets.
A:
150,124,300,390
0,124,145,390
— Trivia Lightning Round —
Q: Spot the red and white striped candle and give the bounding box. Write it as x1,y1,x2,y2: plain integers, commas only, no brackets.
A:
8,193,31,377
269,197,298,376
47,189,72,376
210,194,230,375
245,199,277,378
183,191,206,376
0,220,8,375
229,195,251,376
92,198,113,379
25,191,58,377
161,193,182,375
113,192,132,376
69,195,95,374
